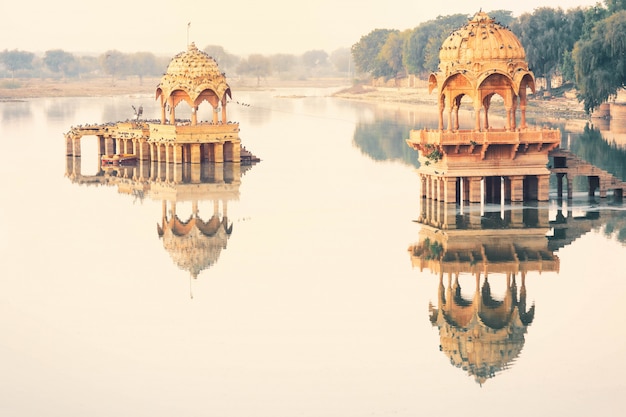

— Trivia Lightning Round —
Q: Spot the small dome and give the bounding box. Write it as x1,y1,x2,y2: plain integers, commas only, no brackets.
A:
164,42,223,79
439,12,527,72
156,42,230,103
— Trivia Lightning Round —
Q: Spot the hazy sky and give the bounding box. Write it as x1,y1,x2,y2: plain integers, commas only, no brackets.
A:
3,0,601,56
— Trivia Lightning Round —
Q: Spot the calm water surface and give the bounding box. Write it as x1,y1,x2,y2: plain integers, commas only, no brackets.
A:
1,89,625,417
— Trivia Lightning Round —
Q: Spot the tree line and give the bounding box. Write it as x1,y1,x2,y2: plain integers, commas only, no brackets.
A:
351,0,626,113
0,45,351,86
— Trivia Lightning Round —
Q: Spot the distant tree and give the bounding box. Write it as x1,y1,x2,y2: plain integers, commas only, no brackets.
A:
269,53,296,75
352,29,398,78
574,10,626,112
487,9,515,26
379,30,410,77
0,49,35,78
43,49,78,78
606,0,626,13
404,14,468,76
99,50,127,84
127,52,157,84
203,45,240,75
329,48,351,74
237,54,272,86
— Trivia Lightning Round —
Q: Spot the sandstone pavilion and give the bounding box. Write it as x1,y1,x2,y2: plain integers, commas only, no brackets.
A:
406,11,561,205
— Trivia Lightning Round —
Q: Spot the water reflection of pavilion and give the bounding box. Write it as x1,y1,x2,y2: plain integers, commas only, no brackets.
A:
408,203,559,385
66,156,252,285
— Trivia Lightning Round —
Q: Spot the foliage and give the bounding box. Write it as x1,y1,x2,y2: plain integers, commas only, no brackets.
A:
329,48,351,74
0,49,35,78
351,29,399,78
203,45,240,75
511,8,572,91
237,54,272,86
43,49,78,77
352,119,417,167
574,10,626,112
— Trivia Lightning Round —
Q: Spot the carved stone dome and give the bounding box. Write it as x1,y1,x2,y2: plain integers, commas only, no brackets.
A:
438,11,527,72
156,42,230,104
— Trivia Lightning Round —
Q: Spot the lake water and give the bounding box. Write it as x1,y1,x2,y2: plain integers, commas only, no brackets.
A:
1,88,625,417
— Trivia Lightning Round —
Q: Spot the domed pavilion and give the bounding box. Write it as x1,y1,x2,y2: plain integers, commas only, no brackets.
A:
156,42,232,127
406,11,561,206
65,42,249,166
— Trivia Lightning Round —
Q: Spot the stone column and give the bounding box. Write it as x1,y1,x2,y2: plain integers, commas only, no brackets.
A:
509,175,525,202
172,145,183,164
537,174,550,201
214,143,224,163
190,144,202,164
72,137,81,157
443,177,457,204
468,177,483,203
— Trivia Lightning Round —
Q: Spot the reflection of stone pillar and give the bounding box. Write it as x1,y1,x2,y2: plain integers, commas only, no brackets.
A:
509,175,524,202
191,163,201,183
537,174,550,201
509,203,524,227
469,203,481,227
214,163,224,183
567,175,574,200
468,177,482,203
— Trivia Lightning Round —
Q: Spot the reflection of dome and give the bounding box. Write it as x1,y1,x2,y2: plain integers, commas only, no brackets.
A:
439,12,527,67
430,275,534,385
156,42,231,105
158,215,232,278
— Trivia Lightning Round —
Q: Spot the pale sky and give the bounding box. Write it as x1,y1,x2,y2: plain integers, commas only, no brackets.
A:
2,0,601,56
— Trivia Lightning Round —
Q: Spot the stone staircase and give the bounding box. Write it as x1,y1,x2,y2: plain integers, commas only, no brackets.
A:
549,148,626,197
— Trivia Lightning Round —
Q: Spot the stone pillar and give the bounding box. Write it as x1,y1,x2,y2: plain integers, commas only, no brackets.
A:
443,177,457,204
231,141,241,162
509,175,525,202
468,177,482,203
214,143,224,163
537,174,550,201
190,144,202,164
103,138,114,155
556,173,564,198
213,107,219,124
172,145,183,164
419,174,427,198
72,137,81,157
222,101,228,124
567,175,573,200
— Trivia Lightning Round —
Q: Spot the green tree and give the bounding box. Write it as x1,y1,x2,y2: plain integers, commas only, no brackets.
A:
511,7,573,93
574,10,626,112
351,28,398,78
237,54,272,86
379,30,409,78
606,0,626,13
403,14,468,76
0,49,35,78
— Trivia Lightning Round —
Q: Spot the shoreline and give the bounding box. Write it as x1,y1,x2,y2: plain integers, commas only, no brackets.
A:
1,76,591,125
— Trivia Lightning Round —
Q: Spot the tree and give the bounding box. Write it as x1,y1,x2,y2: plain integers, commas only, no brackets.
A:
237,54,271,86
203,45,240,75
99,50,127,84
270,54,296,75
0,49,35,78
403,14,468,76
330,48,351,74
574,11,626,112
511,7,571,92
128,52,159,84
379,30,409,78
351,29,398,78
43,49,78,78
